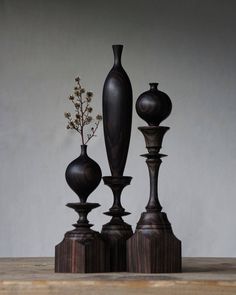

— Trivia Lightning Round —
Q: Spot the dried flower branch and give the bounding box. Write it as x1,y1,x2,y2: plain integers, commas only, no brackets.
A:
64,76,102,145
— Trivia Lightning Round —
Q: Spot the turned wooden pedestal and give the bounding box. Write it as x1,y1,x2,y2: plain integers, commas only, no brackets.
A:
101,176,133,271
127,126,182,273
127,212,181,273
55,228,107,273
55,203,108,273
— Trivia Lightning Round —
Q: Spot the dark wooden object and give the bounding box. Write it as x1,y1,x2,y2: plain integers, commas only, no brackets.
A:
127,126,181,273
55,203,108,273
102,45,133,271
101,176,133,271
102,44,132,177
128,83,181,273
55,145,107,273
136,83,172,126
65,145,102,203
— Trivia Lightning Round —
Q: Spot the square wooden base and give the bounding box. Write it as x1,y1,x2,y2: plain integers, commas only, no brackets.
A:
55,230,108,273
101,217,133,271
127,212,181,273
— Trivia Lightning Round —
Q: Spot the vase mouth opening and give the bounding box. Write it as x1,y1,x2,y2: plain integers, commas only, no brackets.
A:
112,44,123,48
149,83,159,90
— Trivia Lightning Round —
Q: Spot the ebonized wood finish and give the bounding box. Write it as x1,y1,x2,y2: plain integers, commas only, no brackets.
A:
55,203,108,273
55,145,107,273
65,145,102,203
127,126,182,273
102,44,133,177
136,83,172,126
101,176,133,272
102,45,133,271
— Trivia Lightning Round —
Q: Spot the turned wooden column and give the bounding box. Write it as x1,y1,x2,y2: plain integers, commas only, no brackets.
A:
127,83,182,273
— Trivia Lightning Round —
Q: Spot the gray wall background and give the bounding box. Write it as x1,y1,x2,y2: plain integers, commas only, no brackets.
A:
0,0,236,257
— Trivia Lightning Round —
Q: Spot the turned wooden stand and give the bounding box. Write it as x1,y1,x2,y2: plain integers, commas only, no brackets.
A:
55,202,108,273
55,145,106,273
127,126,181,273
101,176,133,272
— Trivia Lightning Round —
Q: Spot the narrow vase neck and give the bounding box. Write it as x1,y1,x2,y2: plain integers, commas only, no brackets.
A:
80,145,87,156
149,83,159,91
112,44,123,67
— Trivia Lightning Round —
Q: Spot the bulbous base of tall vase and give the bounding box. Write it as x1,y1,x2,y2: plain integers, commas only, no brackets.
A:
127,212,181,273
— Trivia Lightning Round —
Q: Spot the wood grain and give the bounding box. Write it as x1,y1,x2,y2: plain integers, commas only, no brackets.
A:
127,212,181,273
127,126,181,273
102,44,133,177
55,230,108,273
101,216,133,272
55,204,109,273
0,258,236,294
101,176,133,272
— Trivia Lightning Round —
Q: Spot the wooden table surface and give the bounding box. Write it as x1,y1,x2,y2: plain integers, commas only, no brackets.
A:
0,257,236,294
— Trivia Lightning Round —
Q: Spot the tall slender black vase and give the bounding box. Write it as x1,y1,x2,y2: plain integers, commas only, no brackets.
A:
101,45,133,271
103,44,132,176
